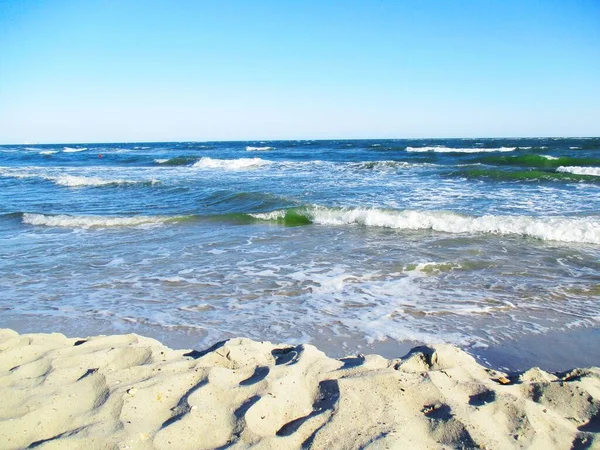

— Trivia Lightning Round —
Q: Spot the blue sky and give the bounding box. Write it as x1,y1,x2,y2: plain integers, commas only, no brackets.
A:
1,0,599,143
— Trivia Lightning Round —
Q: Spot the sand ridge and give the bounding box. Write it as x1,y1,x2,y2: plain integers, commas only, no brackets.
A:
0,328,598,449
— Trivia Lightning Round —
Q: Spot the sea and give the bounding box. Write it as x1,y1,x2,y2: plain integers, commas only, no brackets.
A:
1,138,599,370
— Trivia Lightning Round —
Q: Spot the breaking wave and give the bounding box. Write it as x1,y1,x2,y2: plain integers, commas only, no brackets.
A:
246,146,273,151
154,156,197,166
192,157,272,170
406,146,516,153
22,213,186,228
456,168,600,183
250,207,600,244
556,166,600,177
478,154,600,168
0,169,156,187
63,147,88,153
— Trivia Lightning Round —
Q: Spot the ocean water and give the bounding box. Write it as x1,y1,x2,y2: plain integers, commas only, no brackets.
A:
1,138,600,368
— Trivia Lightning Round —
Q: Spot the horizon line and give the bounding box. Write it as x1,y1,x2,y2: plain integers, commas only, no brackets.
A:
2,135,599,146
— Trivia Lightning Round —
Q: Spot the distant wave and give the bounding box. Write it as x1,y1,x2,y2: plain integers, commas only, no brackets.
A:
556,166,600,177
348,161,427,170
406,146,516,153
192,157,272,170
457,168,600,183
250,207,600,244
154,156,197,166
246,146,273,151
22,213,185,228
0,169,156,187
63,147,88,153
40,150,58,155
477,154,600,169
52,175,157,187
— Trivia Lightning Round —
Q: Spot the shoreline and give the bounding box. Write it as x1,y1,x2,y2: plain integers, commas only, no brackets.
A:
3,313,600,372
1,328,599,449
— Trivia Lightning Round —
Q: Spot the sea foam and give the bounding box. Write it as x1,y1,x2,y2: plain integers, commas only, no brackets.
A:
246,146,273,151
253,207,600,244
0,169,154,187
63,147,88,153
406,146,516,153
22,213,178,228
192,157,272,170
556,166,600,177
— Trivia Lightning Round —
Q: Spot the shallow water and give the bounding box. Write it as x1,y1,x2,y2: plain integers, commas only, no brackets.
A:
1,139,599,368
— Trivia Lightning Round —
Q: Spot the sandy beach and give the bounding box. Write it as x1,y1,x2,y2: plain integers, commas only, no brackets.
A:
1,329,599,449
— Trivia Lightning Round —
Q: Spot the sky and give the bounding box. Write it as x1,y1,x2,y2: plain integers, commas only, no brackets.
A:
0,0,599,144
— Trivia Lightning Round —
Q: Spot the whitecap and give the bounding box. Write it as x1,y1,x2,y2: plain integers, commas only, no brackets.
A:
192,157,272,170
22,213,178,228
254,207,600,244
556,166,600,177
63,147,88,153
246,146,273,151
406,146,516,153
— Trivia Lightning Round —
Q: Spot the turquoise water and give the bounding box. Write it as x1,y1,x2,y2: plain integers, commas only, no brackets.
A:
1,139,599,363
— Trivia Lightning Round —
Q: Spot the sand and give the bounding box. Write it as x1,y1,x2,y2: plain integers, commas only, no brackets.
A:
0,329,599,449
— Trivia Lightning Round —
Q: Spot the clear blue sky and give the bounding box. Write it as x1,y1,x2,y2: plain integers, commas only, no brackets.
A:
1,0,599,143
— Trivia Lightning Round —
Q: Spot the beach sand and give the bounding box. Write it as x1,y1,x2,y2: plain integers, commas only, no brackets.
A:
1,329,599,449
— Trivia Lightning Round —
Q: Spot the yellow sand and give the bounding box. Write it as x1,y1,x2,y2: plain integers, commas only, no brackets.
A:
0,328,599,449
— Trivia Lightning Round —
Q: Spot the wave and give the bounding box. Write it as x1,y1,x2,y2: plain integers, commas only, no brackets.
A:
457,168,600,183
556,166,600,177
192,157,272,170
0,169,156,187
63,147,88,153
52,175,157,187
154,156,197,166
478,154,600,168
39,150,59,155
249,207,600,244
18,206,600,243
22,213,185,228
348,161,416,170
246,146,273,151
406,146,516,153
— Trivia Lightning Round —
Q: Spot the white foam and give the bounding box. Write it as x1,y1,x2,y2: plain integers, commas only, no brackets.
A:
40,151,58,155
267,207,600,244
406,146,516,153
22,213,176,228
246,146,273,151
249,211,287,220
192,157,272,170
63,147,88,153
541,155,559,160
154,159,169,164
52,175,146,187
556,166,600,177
0,169,154,187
